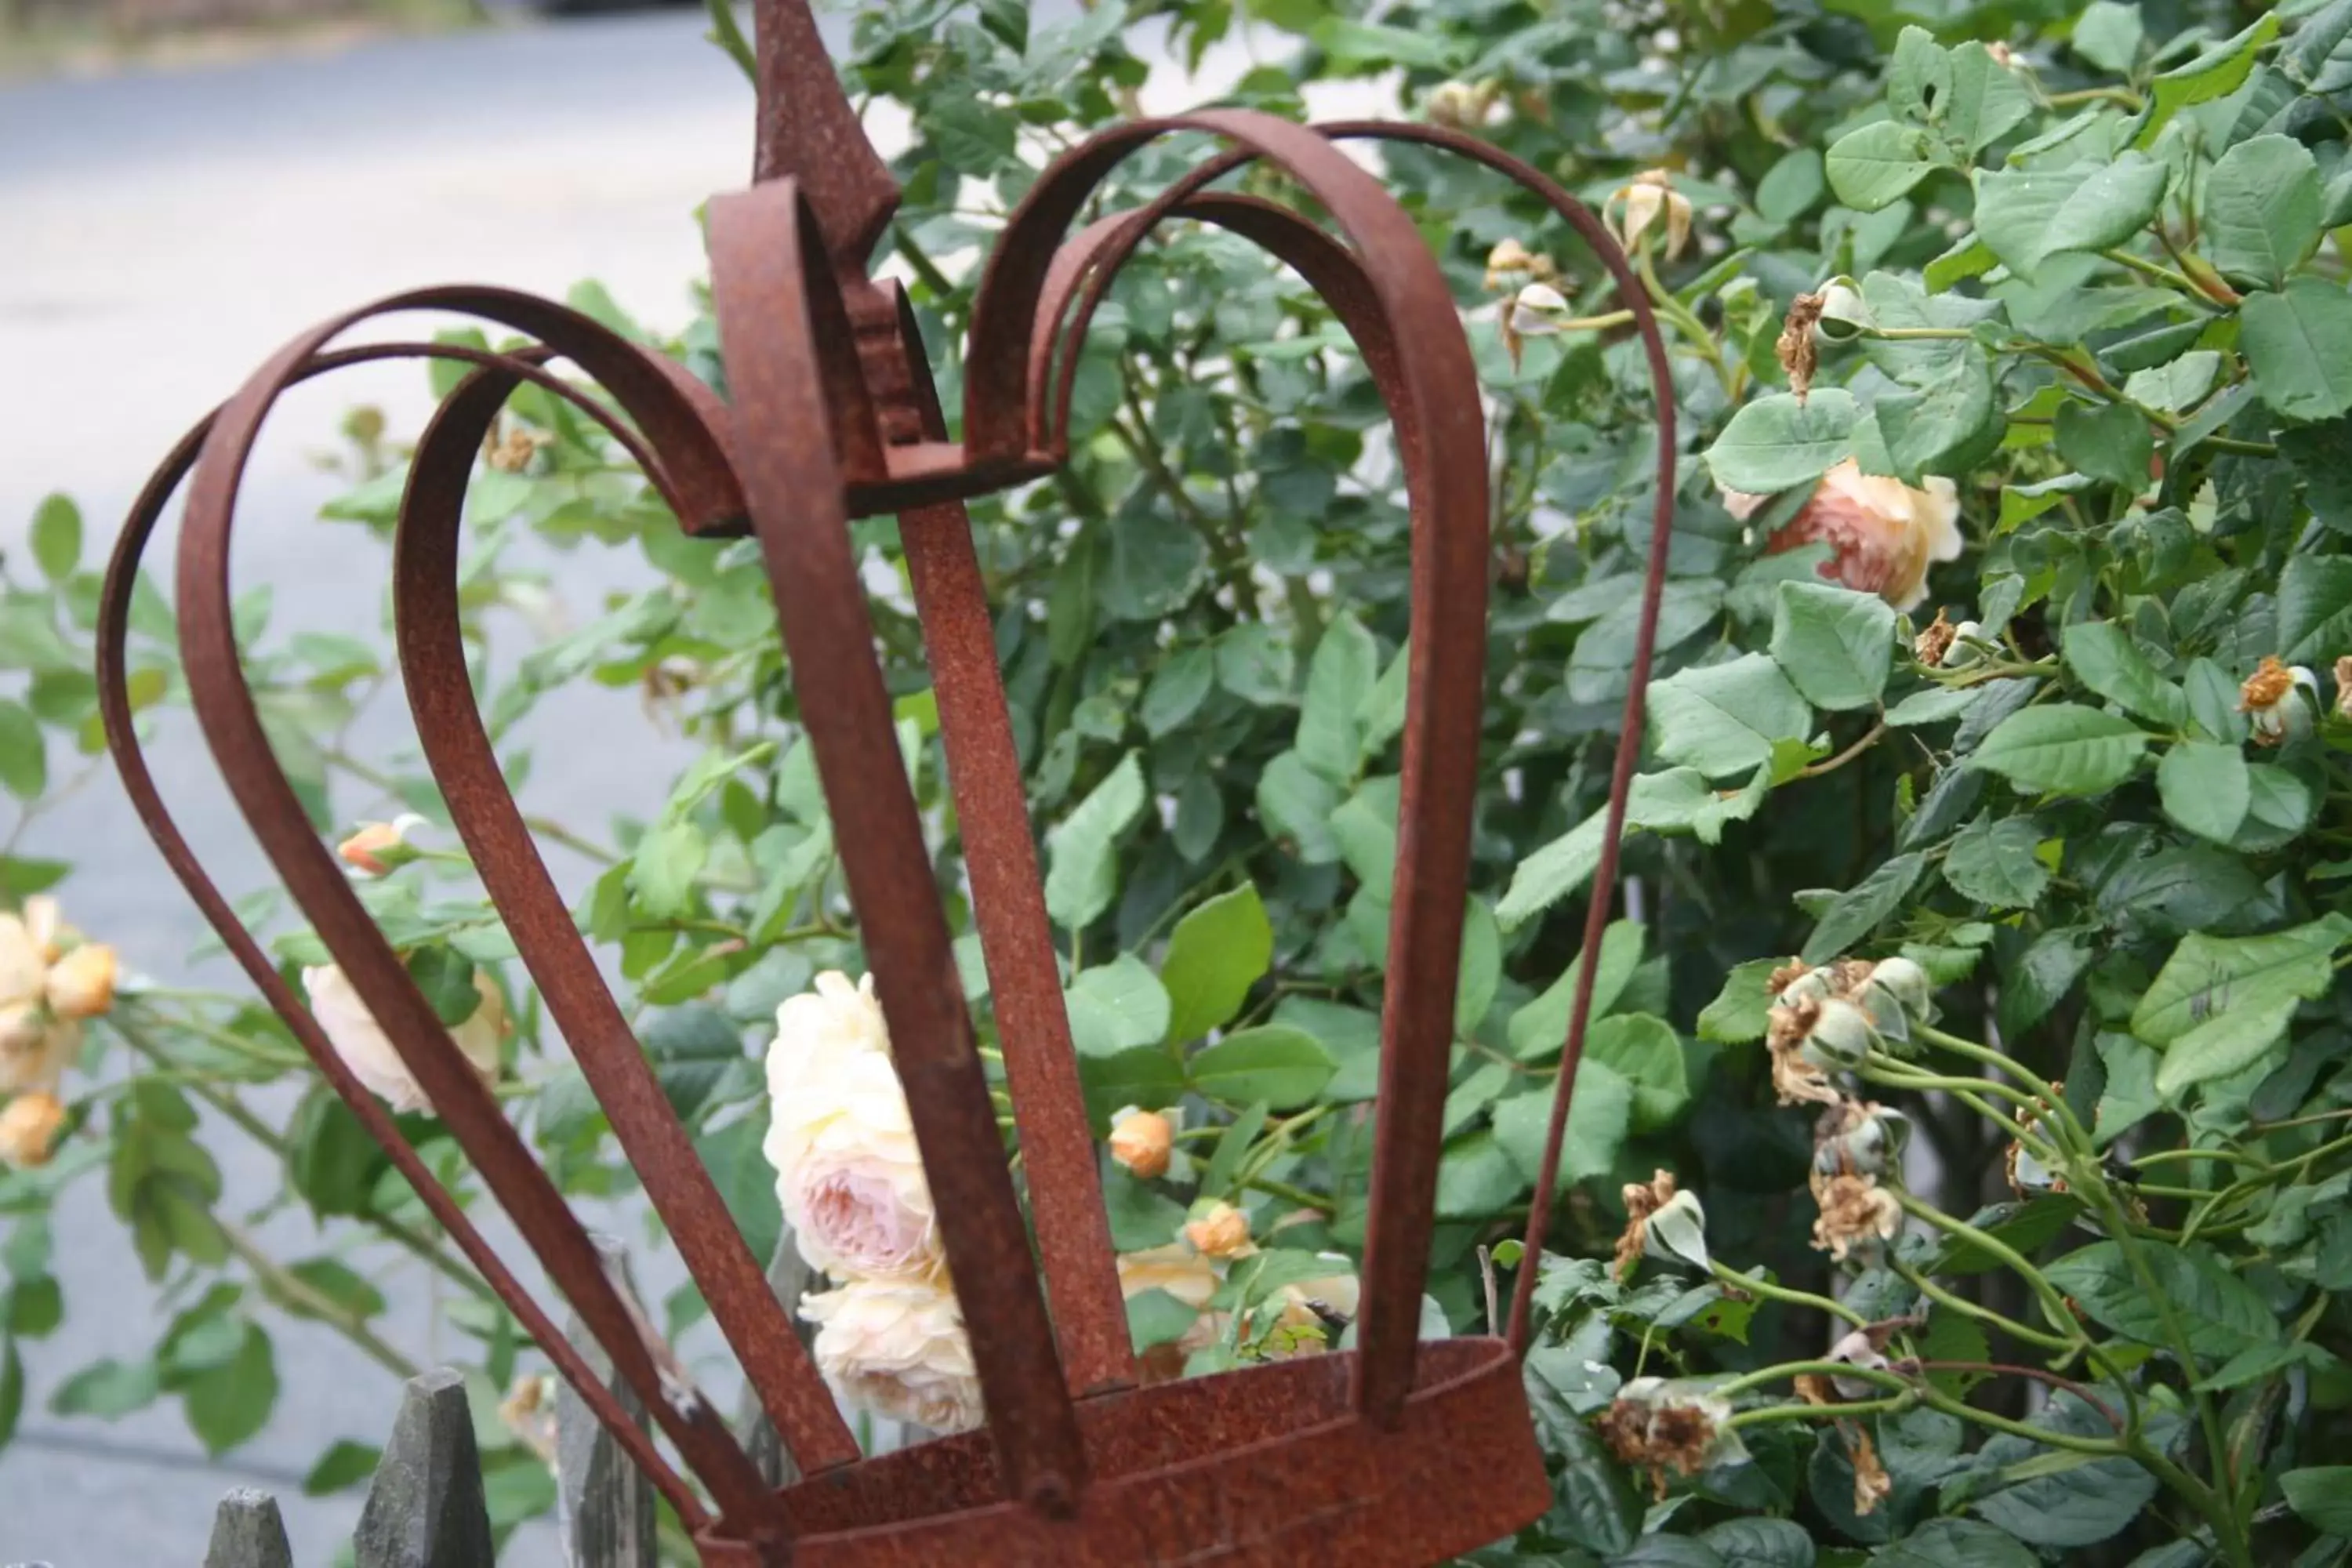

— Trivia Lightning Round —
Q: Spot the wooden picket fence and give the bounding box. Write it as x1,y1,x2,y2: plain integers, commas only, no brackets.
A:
195,1232,894,1567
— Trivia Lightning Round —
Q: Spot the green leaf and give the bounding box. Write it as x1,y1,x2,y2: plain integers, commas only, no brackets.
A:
2202,136,2323,290
1254,750,1341,863
403,946,479,1029
1965,1392,2159,1547
1965,704,2148,797
1455,896,1500,1036
1802,851,1926,963
2157,741,2251,844
1140,646,1214,737
1586,1013,1690,1131
1158,884,1273,1044
2053,401,2154,492
274,1259,387,1325
0,702,44,801
1886,28,1949,125
1973,154,2169,280
2121,350,2222,415
2045,1240,2271,1363
1187,1025,1334,1108
1943,818,2051,909
2131,916,2350,1044
1944,42,2034,154
1065,956,1174,1058
1126,1288,1202,1352
1702,390,1860,494
1214,623,1294,706
2136,14,2281,147
303,1439,383,1496
2071,2,2143,73
181,1323,278,1456
1648,654,1813,781
1698,957,1786,1044
2242,278,2352,423
1080,1046,1188,1129
1494,805,1608,932
695,1112,782,1267
1490,1062,1636,1189
927,95,1017,174
1044,752,1147,930
1297,611,1377,782
2281,1467,2352,1537
1755,150,1825,223
629,819,707,922
1769,582,1896,711
49,1356,161,1418
2062,621,2185,724
30,495,81,583
1700,1518,1814,1568
1510,920,1645,1060
2277,554,2352,664
2288,0,2352,94
1870,1520,2038,1568
1432,1131,1524,1219
2154,997,2296,1099
1824,121,1939,212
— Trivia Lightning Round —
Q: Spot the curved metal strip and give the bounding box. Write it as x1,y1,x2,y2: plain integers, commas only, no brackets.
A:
1018,125,1682,1359
97,341,709,1529
880,285,1137,1400
706,177,1089,1512
391,367,861,1475
170,299,793,1531
964,111,1490,1432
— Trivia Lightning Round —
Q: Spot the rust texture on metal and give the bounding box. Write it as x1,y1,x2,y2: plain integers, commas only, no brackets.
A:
96,2,1679,1559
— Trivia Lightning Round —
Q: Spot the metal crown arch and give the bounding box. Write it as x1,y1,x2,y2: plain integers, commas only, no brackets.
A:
96,2,1684,1560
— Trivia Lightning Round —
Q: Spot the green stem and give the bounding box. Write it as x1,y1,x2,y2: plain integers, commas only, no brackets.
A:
1892,1190,2078,1338
1712,1359,1916,1401
1728,1392,1914,1428
1708,1258,1866,1328
221,1218,421,1381
1889,1260,2075,1353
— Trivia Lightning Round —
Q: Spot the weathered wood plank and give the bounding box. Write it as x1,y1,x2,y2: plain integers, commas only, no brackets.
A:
203,1486,293,1568
737,1229,821,1489
354,1367,496,1568
557,1234,657,1568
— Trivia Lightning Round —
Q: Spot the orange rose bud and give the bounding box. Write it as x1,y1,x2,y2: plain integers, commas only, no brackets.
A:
1109,1109,1173,1180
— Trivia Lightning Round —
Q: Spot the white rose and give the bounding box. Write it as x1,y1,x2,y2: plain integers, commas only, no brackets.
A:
763,972,939,1282
801,1276,983,1434
301,963,506,1116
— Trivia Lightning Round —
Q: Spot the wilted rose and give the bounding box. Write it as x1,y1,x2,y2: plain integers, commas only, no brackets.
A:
2241,655,2319,746
1810,1171,1903,1261
302,963,506,1116
764,972,940,1283
1607,169,1693,260
801,1275,983,1435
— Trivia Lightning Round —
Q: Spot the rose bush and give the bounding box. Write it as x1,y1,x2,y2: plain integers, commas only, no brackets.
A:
5,0,2352,1560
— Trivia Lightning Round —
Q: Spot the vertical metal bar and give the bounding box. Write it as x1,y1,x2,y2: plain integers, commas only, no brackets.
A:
887,291,1138,1398
708,178,1088,1513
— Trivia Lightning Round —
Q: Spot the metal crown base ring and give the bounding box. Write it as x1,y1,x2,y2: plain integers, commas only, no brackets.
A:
694,1339,1549,1566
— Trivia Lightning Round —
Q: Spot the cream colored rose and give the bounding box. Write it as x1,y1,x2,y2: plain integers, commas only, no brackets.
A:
1117,1243,1219,1313
801,1276,983,1434
1,899,80,1096
0,1092,66,1168
1759,459,1962,612
301,963,506,1116
763,972,940,1282
45,944,117,1021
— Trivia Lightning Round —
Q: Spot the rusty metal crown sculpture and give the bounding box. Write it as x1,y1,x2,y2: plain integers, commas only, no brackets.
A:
96,4,1680,1560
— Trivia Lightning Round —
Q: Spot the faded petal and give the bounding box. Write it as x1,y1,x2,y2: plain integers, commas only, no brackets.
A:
802,1276,982,1434
303,964,503,1116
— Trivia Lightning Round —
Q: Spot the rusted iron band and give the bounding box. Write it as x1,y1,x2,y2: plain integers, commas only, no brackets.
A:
706,179,1088,1511
880,288,1137,1399
393,358,862,1475
967,112,1489,1430
750,0,900,272
97,341,713,1530
166,298,794,1529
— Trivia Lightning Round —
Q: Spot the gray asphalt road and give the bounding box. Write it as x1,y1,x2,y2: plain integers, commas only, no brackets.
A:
2,13,757,1563
0,9,1393,1561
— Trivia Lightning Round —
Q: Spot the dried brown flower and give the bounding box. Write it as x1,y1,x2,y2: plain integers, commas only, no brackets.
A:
1778,293,1825,400
1851,1425,1893,1515
1593,1381,1730,1500
1614,1170,1677,1280
1810,1171,1902,1261
1914,608,1957,667
2242,655,2295,714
